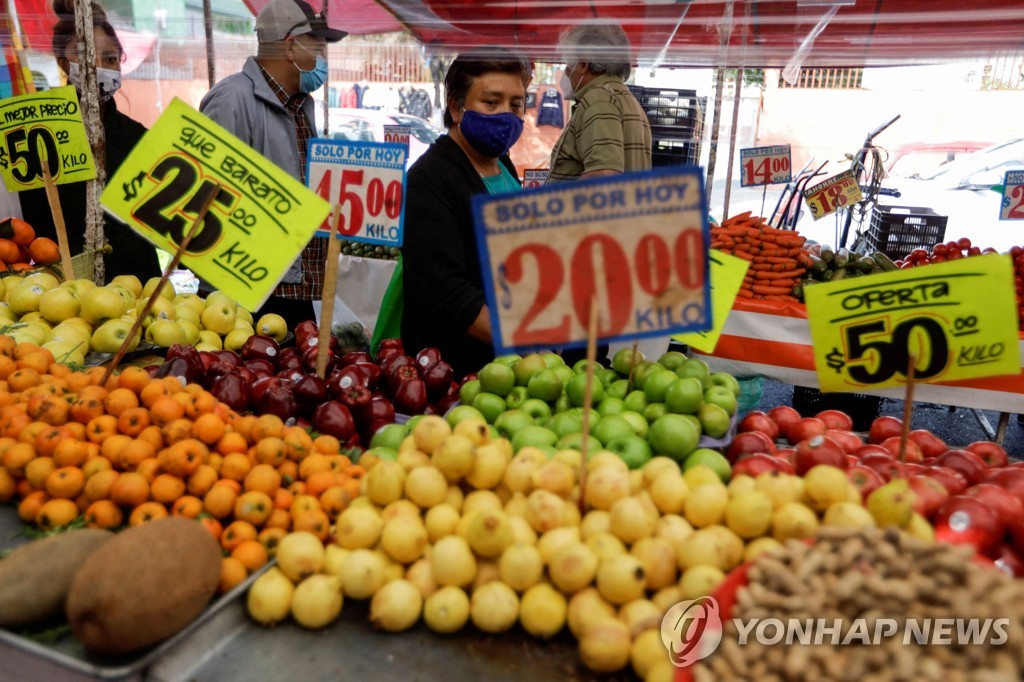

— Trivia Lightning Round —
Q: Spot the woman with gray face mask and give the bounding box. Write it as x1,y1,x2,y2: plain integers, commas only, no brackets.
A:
18,0,161,284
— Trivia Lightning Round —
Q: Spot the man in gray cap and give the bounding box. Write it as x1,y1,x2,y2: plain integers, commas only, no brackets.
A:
200,0,346,328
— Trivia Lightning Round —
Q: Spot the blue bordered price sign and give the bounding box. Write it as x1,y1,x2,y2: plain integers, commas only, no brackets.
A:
523,169,549,189
307,139,407,246
382,125,410,148
1000,170,1024,220
804,169,863,221
740,144,792,187
473,168,711,354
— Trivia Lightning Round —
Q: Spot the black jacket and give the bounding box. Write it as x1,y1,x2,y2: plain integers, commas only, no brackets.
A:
401,135,518,381
19,101,161,283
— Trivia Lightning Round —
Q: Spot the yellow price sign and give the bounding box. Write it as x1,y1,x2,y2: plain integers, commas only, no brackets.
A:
803,169,863,221
0,86,96,191
805,255,1020,392
674,251,750,353
101,98,330,311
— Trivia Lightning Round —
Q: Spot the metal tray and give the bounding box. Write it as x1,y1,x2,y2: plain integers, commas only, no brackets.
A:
0,506,270,682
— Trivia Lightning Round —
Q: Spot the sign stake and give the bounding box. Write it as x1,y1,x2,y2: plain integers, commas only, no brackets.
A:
316,207,344,379
101,184,220,384
626,338,640,392
578,295,599,515
40,157,75,281
897,354,917,464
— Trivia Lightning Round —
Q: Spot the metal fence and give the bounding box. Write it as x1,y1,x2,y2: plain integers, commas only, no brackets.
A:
777,68,864,89
982,52,1024,90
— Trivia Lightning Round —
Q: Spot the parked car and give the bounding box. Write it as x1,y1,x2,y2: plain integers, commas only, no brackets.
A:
312,108,443,168
885,141,992,178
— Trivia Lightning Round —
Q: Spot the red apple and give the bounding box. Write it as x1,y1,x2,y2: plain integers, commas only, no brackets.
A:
858,453,904,481
935,449,988,486
934,495,1004,555
815,409,853,432
868,416,903,444
879,437,923,464
908,475,950,518
927,466,969,496
825,429,863,455
903,463,927,476
732,453,785,478
768,405,801,434
853,443,891,459
725,431,776,464
845,454,859,468
966,483,1024,528
985,468,1024,507
786,417,827,445
793,435,848,475
738,411,780,441
848,465,885,499
775,447,796,465
992,543,1024,578
966,441,1009,469
907,429,948,459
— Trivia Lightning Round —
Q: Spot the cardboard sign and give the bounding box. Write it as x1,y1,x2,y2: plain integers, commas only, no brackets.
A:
805,255,1020,392
474,168,711,355
740,145,792,187
803,169,863,221
673,251,750,353
1000,170,1024,220
101,98,330,311
0,86,96,191
382,125,410,148
523,169,549,189
307,139,407,246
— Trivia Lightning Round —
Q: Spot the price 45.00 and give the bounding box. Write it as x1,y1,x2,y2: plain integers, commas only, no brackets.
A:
828,317,949,385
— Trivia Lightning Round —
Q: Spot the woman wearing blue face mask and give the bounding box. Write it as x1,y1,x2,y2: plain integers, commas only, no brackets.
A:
397,50,530,380
18,0,161,284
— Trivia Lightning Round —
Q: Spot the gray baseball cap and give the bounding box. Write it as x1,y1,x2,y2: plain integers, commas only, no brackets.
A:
255,0,347,43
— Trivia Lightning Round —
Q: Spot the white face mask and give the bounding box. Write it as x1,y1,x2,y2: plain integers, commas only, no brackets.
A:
560,63,581,100
67,62,122,103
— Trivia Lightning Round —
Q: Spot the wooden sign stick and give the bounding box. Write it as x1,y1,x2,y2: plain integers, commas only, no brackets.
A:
39,156,76,281
626,338,641,392
101,185,220,384
897,354,917,463
578,295,599,515
316,206,344,379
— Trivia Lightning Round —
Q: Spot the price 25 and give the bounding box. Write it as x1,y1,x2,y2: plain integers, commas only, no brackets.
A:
840,317,948,384
313,169,402,235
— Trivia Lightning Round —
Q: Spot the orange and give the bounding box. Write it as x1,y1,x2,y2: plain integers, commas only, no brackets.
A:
207,453,223,474
254,437,287,467
45,466,85,499
103,388,138,417
117,438,156,471
192,413,226,446
77,384,109,403
129,501,168,526
7,368,41,392
26,394,69,426
85,414,119,444
0,334,15,357
304,470,340,498
170,391,192,410
257,526,287,555
216,431,248,456
313,435,341,455
161,439,207,477
28,237,60,265
17,490,49,522
100,433,132,463
219,557,249,593
150,473,186,504
149,396,185,427
272,487,294,511
116,366,151,394
2,441,36,476
33,425,70,457
298,453,333,480
244,464,281,496
12,342,40,361
292,508,331,541
234,490,273,526
0,467,14,502
277,460,298,486
24,456,56,489
84,499,123,529
110,471,150,507
250,414,285,442
187,464,219,497
18,420,49,446
213,478,242,494
161,418,195,445
185,391,218,419
231,539,269,572
117,407,151,437
70,397,105,424
263,508,292,531
81,455,112,479
171,495,203,518
0,355,15,380
0,237,19,263
16,349,54,374
137,424,164,450
287,480,307,496
199,516,223,541
221,520,257,552
136,457,162,482
219,452,252,482
282,426,313,461
84,469,120,501
319,485,355,520
230,415,257,442
36,498,79,530
203,484,237,519
139,380,172,408
53,437,88,467
5,218,36,246
290,494,321,519
63,421,86,441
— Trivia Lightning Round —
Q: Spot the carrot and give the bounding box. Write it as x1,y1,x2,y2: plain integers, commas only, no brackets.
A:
796,251,815,269
730,249,755,261
734,243,753,252
758,277,797,288
763,294,801,303
721,211,752,225
750,262,797,272
759,234,805,248
736,288,754,298
755,269,805,280
752,284,796,296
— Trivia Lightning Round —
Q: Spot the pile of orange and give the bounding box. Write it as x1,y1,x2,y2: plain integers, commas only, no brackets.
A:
0,337,365,594
0,218,61,271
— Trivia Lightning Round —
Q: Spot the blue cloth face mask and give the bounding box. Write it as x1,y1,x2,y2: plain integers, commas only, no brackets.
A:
459,110,524,158
293,41,328,94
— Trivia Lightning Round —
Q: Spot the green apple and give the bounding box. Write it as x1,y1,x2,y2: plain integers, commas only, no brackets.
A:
596,397,625,417
143,277,176,301
108,284,137,314
406,415,425,432
91,319,140,354
8,283,46,316
568,407,601,425
38,286,80,324
472,392,508,424
642,369,678,403
236,307,253,325
623,390,648,414
683,448,732,483
493,353,521,367
547,411,583,439
146,319,188,347
174,293,206,316
370,423,411,451
566,372,605,407
619,410,649,439
46,323,90,349
527,368,563,402
459,379,482,407
197,330,222,349
255,313,288,343
22,272,59,291
657,350,687,372
495,410,534,439
511,425,558,451
174,305,201,327
61,278,96,298
60,317,93,338
514,353,548,386
665,377,704,415
43,339,86,366
644,402,668,423
632,361,663,388
708,372,741,396
520,398,553,424
698,403,732,439
505,385,529,409
234,317,254,331
703,385,738,416
362,446,398,463
109,274,142,298
553,394,572,414
556,433,601,453
605,379,629,400
223,327,253,352
606,434,652,470
552,365,575,388
675,357,710,382
542,352,565,368
572,359,601,374
140,297,176,327
201,299,237,335
178,320,201,346
596,368,619,389
479,362,515,397
592,414,635,446
681,414,702,437
445,405,486,428
611,347,646,375
648,414,699,461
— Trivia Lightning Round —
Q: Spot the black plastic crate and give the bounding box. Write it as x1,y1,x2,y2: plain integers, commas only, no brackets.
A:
651,138,701,167
866,205,948,260
628,85,704,127
791,386,882,433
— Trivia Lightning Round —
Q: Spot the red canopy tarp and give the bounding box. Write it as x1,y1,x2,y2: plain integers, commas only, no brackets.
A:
242,0,405,36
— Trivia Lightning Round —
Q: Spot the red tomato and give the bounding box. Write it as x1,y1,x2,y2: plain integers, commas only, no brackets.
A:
948,249,962,259
932,243,949,257
1011,245,1023,258
910,248,928,262
968,246,981,256
957,237,972,250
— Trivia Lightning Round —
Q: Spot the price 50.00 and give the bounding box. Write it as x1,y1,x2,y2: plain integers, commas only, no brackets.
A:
841,317,949,385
